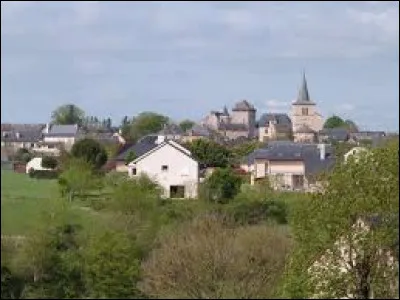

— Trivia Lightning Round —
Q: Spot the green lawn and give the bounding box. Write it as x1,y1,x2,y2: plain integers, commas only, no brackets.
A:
1,170,109,236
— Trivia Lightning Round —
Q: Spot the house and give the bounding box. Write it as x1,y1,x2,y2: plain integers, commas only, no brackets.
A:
290,72,324,133
344,146,369,163
318,128,350,143
349,131,386,146
201,100,257,140
257,113,292,142
42,124,81,151
1,124,45,151
181,124,211,143
157,124,184,141
31,141,62,156
127,138,199,199
25,157,52,173
113,135,159,172
248,141,335,191
308,214,399,299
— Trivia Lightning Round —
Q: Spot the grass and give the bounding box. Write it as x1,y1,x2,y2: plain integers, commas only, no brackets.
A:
1,170,110,236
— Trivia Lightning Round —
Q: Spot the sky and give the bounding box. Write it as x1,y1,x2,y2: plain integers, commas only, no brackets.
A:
1,1,399,131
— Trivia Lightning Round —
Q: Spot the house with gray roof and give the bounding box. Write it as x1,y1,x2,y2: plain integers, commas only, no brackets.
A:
1,124,46,153
318,128,350,143
42,124,82,151
247,141,335,191
257,113,293,142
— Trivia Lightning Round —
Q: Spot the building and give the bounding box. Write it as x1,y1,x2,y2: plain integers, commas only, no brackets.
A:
181,124,212,143
318,128,350,143
157,123,185,141
248,141,335,191
42,124,81,151
290,72,324,134
1,124,45,151
25,157,52,173
293,124,317,143
201,100,257,140
257,113,292,142
127,138,199,199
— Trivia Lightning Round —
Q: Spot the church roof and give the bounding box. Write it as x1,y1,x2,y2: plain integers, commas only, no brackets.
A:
293,72,315,105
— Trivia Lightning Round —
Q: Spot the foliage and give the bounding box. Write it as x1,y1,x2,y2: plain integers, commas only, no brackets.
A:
122,112,170,142
179,119,195,132
124,150,137,165
41,156,58,169
14,148,31,163
344,119,359,132
230,140,262,165
284,140,399,299
71,138,108,169
200,168,243,204
323,115,346,129
51,104,85,126
58,158,100,202
186,139,232,167
140,214,291,299
29,169,59,179
83,231,143,299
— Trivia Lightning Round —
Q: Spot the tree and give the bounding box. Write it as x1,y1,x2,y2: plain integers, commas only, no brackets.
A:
41,156,58,169
179,119,195,132
83,231,142,299
230,140,262,165
58,158,99,202
123,112,170,142
124,150,137,165
71,138,108,169
140,214,291,299
186,139,232,168
51,104,85,126
344,119,359,132
284,140,399,299
201,168,242,203
323,115,346,129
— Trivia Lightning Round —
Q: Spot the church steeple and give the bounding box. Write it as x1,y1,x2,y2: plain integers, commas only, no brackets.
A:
294,71,314,105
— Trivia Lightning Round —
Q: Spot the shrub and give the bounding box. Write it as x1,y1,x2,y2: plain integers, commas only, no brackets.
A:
41,156,58,169
71,138,108,169
29,169,59,179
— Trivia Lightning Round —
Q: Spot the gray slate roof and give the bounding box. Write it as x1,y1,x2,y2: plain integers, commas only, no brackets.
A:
258,113,292,127
1,124,45,143
293,72,315,105
158,124,184,136
186,124,211,137
218,123,248,131
115,135,158,161
232,100,256,111
245,142,335,176
44,124,79,137
318,128,349,142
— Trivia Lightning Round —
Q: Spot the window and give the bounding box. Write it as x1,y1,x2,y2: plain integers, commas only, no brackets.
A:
48,145,55,149
132,168,137,175
161,165,168,171
301,108,308,116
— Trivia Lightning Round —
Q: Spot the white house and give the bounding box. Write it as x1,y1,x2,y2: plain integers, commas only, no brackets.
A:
26,157,52,173
127,139,199,199
42,124,81,151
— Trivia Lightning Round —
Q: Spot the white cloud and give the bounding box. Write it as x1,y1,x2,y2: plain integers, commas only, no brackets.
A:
338,104,356,112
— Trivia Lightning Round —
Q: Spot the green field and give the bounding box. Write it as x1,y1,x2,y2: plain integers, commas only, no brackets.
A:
1,170,107,236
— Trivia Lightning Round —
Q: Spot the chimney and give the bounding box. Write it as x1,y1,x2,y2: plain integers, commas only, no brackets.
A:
156,135,165,145
45,123,50,134
15,132,21,139
318,143,326,160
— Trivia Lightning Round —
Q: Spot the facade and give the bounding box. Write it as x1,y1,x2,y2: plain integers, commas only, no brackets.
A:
42,124,81,151
258,113,292,142
1,124,45,152
25,157,52,173
248,142,335,191
294,124,317,143
181,124,211,143
127,139,199,199
201,100,257,140
290,73,324,133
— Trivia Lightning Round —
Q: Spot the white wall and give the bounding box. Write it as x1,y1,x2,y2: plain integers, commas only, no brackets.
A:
26,157,52,173
43,136,76,151
129,143,199,198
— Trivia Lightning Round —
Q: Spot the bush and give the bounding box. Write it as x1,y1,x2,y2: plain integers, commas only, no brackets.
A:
21,152,32,163
29,169,59,179
41,156,58,169
71,138,108,169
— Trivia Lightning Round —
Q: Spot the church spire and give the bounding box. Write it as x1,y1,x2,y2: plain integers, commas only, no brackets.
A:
294,70,314,104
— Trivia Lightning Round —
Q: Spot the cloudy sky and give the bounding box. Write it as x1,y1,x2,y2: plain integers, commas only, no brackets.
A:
1,1,399,131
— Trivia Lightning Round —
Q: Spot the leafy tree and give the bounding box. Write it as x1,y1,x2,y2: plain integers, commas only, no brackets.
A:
14,148,31,162
284,140,399,299
83,231,142,299
140,214,291,299
71,138,108,169
323,115,346,129
230,140,262,165
41,156,58,169
179,119,195,132
201,168,242,203
51,104,85,126
125,150,137,165
58,158,100,202
123,112,170,142
186,139,232,167
344,119,359,132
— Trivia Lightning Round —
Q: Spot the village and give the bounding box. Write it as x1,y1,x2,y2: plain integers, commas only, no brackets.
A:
1,73,390,197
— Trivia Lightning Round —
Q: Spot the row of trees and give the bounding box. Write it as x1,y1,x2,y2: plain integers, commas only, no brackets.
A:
323,115,359,131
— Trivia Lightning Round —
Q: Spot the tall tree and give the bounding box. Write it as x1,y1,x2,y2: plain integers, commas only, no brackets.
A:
124,112,170,142
323,115,346,129
284,140,399,299
51,104,85,126
185,139,232,168
344,119,359,132
71,138,108,169
179,119,195,132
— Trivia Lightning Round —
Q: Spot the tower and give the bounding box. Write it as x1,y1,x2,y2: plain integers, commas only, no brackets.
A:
290,72,323,133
